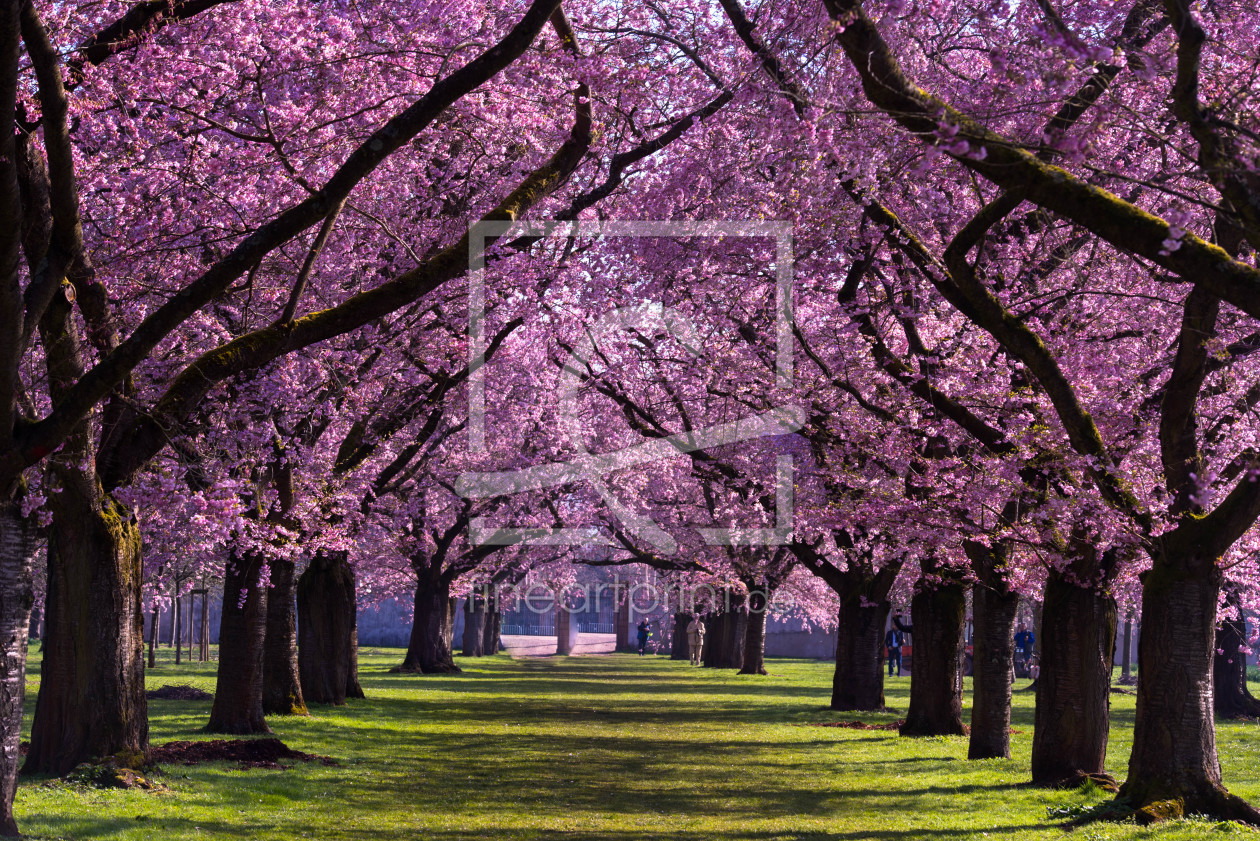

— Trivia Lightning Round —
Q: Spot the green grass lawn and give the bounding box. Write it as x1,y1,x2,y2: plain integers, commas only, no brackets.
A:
13,649,1260,840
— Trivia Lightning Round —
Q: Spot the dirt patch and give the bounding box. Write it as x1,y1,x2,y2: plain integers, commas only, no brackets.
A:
812,719,906,731
147,684,213,701
149,738,337,770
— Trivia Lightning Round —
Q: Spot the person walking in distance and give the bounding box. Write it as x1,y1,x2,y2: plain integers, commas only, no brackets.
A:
686,614,706,665
885,623,904,677
1014,624,1034,675
636,619,651,655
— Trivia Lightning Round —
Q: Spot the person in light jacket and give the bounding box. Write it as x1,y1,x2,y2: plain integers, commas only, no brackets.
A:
686,614,706,665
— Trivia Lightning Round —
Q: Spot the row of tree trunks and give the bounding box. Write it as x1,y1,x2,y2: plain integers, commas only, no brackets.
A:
0,500,38,836
703,595,747,669
297,552,363,704
899,563,968,738
1214,589,1260,719
262,561,308,716
25,479,146,775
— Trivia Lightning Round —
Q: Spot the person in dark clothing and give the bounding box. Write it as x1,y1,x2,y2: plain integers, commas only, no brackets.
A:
1014,625,1034,674
636,620,650,655
885,626,904,676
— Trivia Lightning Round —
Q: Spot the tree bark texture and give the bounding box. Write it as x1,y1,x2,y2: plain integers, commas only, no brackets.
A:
1120,560,1260,822
206,552,271,734
0,501,38,835
397,575,459,674
969,584,1020,759
297,552,362,705
262,561,307,716
25,483,147,775
147,605,158,669
831,600,890,711
482,591,501,656
703,595,747,669
671,613,690,661
739,588,769,675
1030,573,1116,787
461,595,486,657
1213,594,1260,719
900,574,968,737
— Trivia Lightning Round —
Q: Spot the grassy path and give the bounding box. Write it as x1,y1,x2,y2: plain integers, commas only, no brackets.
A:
15,651,1260,840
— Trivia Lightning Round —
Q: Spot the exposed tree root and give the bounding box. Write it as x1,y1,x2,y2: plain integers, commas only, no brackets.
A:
1069,785,1260,828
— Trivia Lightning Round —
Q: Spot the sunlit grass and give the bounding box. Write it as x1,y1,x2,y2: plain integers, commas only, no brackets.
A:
13,648,1260,840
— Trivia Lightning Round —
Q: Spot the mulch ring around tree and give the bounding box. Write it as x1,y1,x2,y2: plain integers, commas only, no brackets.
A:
149,738,338,770
810,719,906,731
147,684,213,701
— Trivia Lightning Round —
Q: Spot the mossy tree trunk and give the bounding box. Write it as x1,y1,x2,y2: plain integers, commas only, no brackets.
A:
262,561,307,716
207,552,270,734
26,476,146,775
0,500,38,836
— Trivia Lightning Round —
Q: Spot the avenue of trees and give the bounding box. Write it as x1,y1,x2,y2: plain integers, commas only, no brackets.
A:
2,0,1260,835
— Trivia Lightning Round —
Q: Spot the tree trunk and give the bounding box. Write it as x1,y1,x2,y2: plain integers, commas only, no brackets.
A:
1120,615,1133,683
831,600,890,711
1214,595,1260,719
900,576,968,737
739,588,769,675
27,604,41,646
462,595,486,657
704,595,748,669
671,613,690,661
615,596,631,652
969,584,1020,759
206,552,271,734
297,552,361,705
1030,573,1116,787
173,587,182,665
482,592,500,656
0,501,38,836
1119,560,1260,822
397,577,459,674
262,561,307,716
199,589,210,661
147,605,159,669
25,484,147,775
